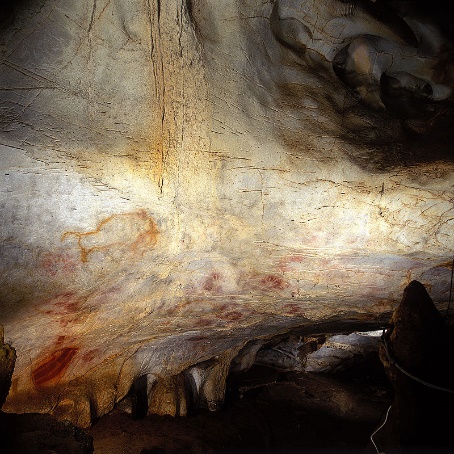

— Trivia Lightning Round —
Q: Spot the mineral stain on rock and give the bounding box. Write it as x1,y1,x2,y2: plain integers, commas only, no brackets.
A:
32,347,78,389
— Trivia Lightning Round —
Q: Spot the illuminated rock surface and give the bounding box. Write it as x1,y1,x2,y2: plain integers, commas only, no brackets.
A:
0,0,453,427
1,325,93,453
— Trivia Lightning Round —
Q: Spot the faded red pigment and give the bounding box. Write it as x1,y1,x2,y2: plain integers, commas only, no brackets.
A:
260,274,289,290
32,347,78,389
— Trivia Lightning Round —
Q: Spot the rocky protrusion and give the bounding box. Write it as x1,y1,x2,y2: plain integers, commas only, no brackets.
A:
0,324,16,410
0,325,94,453
148,373,188,417
374,280,454,452
196,348,243,412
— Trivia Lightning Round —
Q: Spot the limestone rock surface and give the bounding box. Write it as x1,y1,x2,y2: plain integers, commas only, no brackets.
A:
0,325,16,409
0,0,453,426
1,325,93,454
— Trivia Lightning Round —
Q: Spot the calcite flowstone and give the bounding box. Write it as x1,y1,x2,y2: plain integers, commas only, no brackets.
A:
0,0,453,427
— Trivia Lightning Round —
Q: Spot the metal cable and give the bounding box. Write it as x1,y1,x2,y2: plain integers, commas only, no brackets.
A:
370,404,391,454
381,330,454,394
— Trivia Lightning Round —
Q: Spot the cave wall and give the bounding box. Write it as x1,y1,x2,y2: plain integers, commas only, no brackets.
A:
0,0,453,427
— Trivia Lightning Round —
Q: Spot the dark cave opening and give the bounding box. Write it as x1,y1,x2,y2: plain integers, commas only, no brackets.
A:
86,331,394,454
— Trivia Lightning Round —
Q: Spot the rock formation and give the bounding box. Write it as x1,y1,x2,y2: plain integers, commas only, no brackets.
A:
0,325,16,409
0,0,453,427
374,280,454,453
1,324,93,453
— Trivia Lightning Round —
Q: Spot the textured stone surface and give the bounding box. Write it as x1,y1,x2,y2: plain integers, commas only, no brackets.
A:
0,325,93,454
304,331,381,373
0,325,16,409
375,280,454,452
0,0,453,427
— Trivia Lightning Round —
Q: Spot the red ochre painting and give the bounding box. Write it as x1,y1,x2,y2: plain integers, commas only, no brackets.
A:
61,209,159,263
31,347,79,389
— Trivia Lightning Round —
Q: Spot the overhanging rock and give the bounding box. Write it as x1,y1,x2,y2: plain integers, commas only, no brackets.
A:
0,0,453,427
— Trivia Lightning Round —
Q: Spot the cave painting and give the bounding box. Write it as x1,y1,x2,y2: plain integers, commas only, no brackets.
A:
0,0,453,428
32,347,79,389
61,210,159,263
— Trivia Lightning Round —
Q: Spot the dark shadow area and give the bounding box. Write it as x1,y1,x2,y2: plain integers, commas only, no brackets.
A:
0,411,93,454
0,0,33,27
88,351,393,454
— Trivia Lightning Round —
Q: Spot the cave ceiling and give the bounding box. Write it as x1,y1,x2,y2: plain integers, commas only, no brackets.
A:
0,0,453,427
